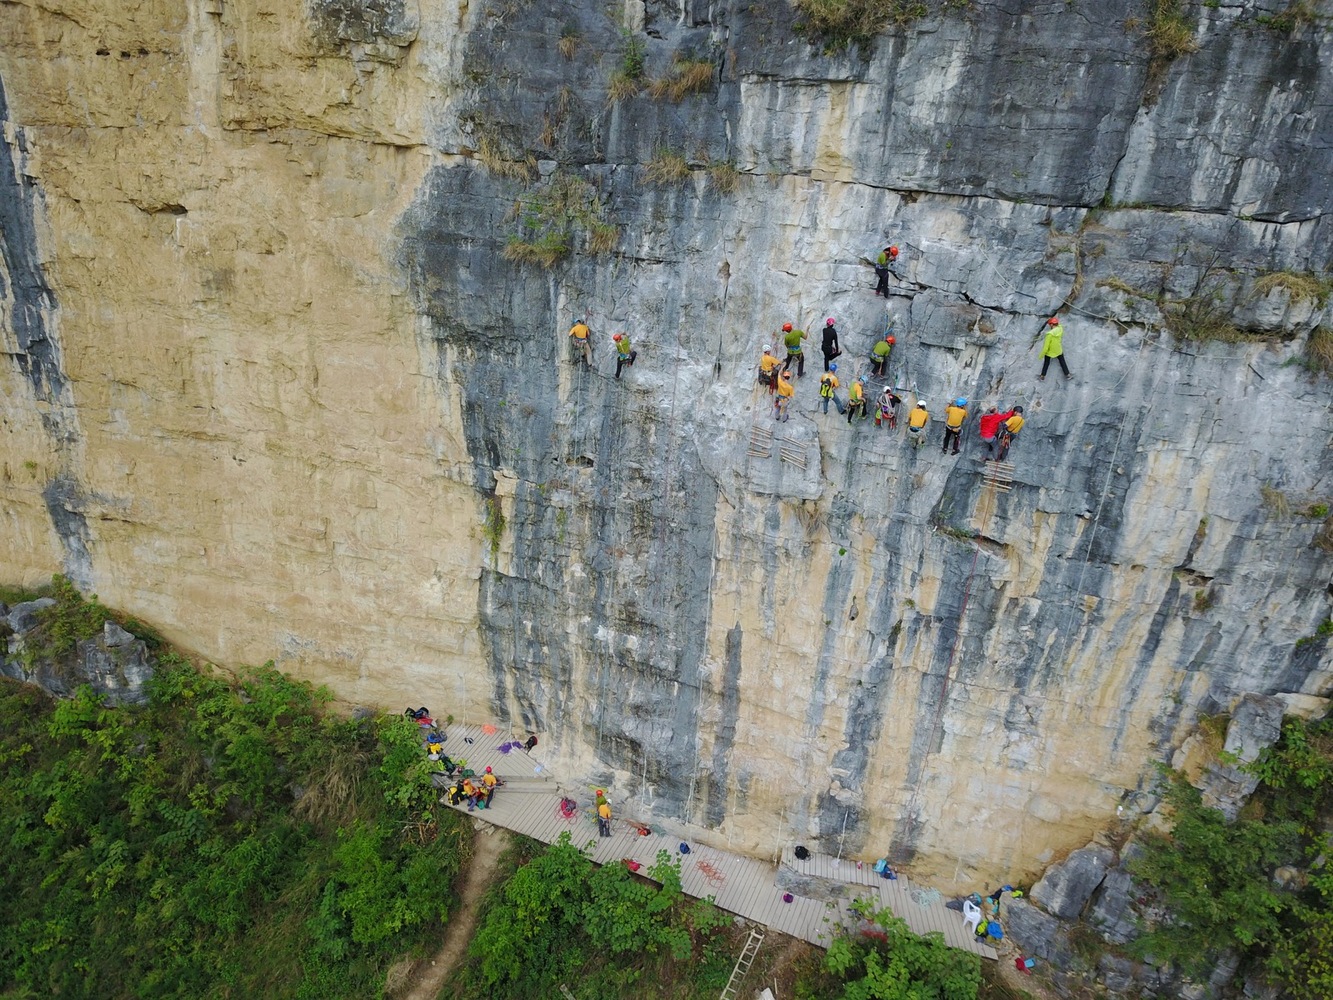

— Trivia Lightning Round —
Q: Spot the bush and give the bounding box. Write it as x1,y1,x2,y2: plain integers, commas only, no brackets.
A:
1128,717,1333,994
0,650,466,999
824,903,982,998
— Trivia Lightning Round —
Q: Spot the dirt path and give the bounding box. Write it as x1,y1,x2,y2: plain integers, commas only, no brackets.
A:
400,823,510,1000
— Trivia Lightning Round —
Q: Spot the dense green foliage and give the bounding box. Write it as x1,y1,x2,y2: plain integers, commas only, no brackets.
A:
455,833,733,1000
0,656,466,998
820,902,981,1000
1128,716,1333,997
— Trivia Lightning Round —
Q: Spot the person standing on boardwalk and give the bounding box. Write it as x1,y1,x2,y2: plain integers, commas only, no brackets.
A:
774,368,795,421
870,333,895,378
875,387,901,429
758,345,781,393
569,318,593,367
819,364,846,414
942,397,968,455
821,318,841,372
907,400,929,448
846,377,867,423
874,245,899,297
978,405,1015,458
612,332,637,379
598,799,613,837
1039,317,1072,380
781,322,808,378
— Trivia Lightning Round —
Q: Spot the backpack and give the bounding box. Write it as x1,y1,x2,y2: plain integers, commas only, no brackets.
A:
794,845,811,860
819,376,834,398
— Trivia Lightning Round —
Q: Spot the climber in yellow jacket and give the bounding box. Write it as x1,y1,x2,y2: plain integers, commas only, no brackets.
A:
1039,317,1072,381
758,345,781,393
846,378,867,423
773,369,795,422
907,400,929,448
942,397,968,456
997,406,1024,462
569,319,592,367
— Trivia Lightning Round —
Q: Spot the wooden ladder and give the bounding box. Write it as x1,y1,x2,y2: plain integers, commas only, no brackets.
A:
983,460,1015,493
719,926,766,1000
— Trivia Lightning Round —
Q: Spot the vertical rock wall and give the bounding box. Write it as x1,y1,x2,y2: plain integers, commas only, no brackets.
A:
2,0,1332,884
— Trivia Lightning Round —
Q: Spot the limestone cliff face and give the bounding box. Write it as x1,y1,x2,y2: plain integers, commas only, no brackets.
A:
2,0,1331,887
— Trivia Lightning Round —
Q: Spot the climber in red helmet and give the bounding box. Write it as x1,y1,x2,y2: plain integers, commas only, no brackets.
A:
874,245,900,296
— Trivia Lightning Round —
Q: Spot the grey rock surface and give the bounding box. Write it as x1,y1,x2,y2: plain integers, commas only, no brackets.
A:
3,598,56,634
1,0,1332,889
2,617,153,706
1029,844,1118,920
1199,693,1287,819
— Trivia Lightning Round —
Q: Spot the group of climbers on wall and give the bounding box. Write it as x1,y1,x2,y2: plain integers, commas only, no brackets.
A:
747,248,1073,462
567,322,637,379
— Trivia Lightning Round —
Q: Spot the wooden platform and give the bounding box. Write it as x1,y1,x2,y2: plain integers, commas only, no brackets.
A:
431,724,996,959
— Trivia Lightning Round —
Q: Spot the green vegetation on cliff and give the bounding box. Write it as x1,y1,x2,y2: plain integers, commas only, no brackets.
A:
0,643,466,997
1129,715,1333,998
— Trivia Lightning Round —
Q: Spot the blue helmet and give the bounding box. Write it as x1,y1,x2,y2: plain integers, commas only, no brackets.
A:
829,363,838,373
956,397,968,407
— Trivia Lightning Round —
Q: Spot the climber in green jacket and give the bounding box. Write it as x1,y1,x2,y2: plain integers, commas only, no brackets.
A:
781,323,808,378
1039,317,1072,381
870,333,895,378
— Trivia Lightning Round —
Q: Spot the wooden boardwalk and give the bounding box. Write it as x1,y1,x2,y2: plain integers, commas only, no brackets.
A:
432,724,996,959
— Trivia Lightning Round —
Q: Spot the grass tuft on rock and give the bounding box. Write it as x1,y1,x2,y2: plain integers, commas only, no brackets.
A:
644,150,691,185
648,55,715,101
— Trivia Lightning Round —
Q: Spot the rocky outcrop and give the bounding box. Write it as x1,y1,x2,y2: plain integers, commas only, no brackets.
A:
2,609,153,705
1,0,1332,885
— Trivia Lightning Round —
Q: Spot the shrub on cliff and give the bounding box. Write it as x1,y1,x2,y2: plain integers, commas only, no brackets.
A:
1128,716,1333,997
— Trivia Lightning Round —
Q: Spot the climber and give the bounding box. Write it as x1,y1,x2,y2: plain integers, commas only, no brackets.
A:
774,368,795,422
569,318,593,367
943,397,968,455
598,798,613,837
907,400,929,448
819,364,846,415
821,318,841,372
874,245,899,296
446,780,465,806
978,405,1015,459
757,344,781,393
612,332,637,380
997,406,1024,462
870,333,895,378
846,377,867,424
781,322,808,378
482,765,500,799
1038,317,1072,381
875,386,901,429
462,777,480,811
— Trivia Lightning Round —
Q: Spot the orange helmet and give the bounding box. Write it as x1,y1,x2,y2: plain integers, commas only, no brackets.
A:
613,333,622,341
1048,317,1060,325
886,335,896,345
889,246,899,257
782,323,793,332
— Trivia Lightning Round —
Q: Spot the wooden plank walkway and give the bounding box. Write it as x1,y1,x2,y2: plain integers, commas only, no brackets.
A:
433,724,995,959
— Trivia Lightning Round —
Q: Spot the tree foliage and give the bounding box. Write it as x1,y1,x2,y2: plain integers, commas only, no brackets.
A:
0,640,466,999
1128,715,1333,995
824,903,981,999
461,835,726,999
